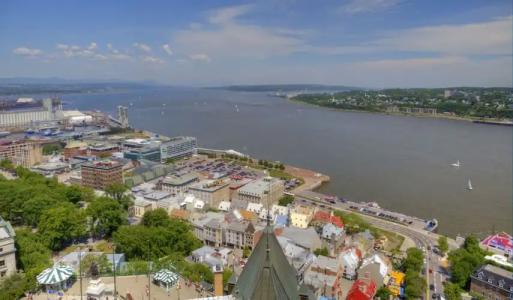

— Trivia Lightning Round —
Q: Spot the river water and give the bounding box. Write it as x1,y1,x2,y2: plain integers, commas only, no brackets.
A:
62,87,512,237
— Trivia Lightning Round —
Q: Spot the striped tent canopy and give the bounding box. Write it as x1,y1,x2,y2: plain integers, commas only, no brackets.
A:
37,264,74,285
153,268,179,285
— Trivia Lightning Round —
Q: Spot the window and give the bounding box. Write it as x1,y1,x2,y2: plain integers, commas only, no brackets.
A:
0,271,5,277
0,247,2,253
0,260,4,267
499,280,505,288
478,272,484,280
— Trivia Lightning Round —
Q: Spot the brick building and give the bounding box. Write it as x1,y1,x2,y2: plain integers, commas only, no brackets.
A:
81,160,123,190
471,264,513,300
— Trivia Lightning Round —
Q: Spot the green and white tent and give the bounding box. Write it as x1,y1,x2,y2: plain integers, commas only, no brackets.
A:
37,264,74,286
153,268,179,291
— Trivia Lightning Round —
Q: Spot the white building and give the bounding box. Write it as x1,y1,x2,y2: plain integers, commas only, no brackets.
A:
160,136,197,162
237,177,284,206
0,98,55,128
0,217,16,278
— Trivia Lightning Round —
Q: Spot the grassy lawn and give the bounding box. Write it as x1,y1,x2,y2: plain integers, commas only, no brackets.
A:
333,210,404,252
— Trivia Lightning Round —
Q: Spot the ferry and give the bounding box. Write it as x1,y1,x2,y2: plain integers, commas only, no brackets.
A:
425,218,439,232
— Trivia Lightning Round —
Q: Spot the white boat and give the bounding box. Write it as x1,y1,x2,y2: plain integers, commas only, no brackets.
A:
467,179,473,190
451,160,460,167
235,104,239,112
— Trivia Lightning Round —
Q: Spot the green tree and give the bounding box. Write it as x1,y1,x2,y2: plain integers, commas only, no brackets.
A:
438,235,449,256
38,204,87,250
113,219,201,260
87,197,127,238
21,195,59,227
448,235,486,288
0,273,30,300
13,228,52,294
223,268,233,285
278,194,294,206
80,254,112,277
404,269,426,299
42,143,63,155
375,286,392,300
242,245,250,258
0,159,14,171
105,183,132,209
444,283,463,300
142,208,172,228
403,248,424,273
314,247,329,256
105,182,128,201
165,158,176,164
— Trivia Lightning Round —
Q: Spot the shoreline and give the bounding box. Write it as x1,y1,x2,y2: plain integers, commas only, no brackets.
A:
288,98,512,125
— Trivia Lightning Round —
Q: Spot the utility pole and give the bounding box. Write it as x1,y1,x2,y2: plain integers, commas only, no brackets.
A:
112,244,117,300
78,246,83,300
147,240,151,300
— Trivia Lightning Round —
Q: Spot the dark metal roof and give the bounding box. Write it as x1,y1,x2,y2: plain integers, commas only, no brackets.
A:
233,225,301,300
472,264,513,293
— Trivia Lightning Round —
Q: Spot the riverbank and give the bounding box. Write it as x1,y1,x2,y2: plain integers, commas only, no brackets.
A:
288,98,512,125
285,165,330,192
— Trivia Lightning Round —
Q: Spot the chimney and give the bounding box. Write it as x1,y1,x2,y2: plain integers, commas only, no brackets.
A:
213,264,224,297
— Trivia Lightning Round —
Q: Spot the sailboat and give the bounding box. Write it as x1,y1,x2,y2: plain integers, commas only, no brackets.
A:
235,104,240,113
467,179,473,190
451,160,461,167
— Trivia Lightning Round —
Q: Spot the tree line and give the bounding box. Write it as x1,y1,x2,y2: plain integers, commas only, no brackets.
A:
0,164,204,299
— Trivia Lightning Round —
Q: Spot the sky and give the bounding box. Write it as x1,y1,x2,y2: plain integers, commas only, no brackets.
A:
0,0,511,88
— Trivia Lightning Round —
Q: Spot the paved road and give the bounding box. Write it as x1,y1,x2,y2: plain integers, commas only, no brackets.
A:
295,194,455,299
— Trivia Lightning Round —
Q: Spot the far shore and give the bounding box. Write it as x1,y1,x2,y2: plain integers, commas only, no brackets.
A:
288,98,512,125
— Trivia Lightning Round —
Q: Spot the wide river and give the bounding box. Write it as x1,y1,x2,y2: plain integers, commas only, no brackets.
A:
62,87,512,237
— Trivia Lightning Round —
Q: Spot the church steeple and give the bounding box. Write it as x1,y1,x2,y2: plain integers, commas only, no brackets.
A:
232,224,303,300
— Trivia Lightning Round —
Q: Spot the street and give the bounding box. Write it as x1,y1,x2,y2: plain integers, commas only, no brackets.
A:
295,192,455,299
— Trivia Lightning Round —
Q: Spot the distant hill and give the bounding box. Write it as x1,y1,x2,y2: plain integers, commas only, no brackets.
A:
0,77,158,85
0,77,160,96
208,84,362,92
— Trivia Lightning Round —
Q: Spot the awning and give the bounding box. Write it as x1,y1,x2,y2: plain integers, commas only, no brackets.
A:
37,264,74,285
153,268,179,284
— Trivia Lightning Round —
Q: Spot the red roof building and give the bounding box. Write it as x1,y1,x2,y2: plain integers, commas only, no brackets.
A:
481,232,513,255
346,279,377,300
313,211,344,228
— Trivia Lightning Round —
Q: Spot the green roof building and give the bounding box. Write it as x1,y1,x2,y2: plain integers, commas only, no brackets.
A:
232,224,313,300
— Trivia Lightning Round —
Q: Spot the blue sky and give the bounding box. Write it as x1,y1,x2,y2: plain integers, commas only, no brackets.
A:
1,0,511,87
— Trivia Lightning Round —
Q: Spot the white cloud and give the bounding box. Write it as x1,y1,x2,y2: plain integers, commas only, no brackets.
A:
141,56,165,64
87,42,97,51
56,43,96,58
162,44,173,56
338,0,402,14
92,54,108,61
174,5,305,59
208,4,253,24
188,53,211,62
13,47,43,57
303,15,512,57
107,43,121,54
110,53,132,61
375,15,512,56
133,42,152,53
